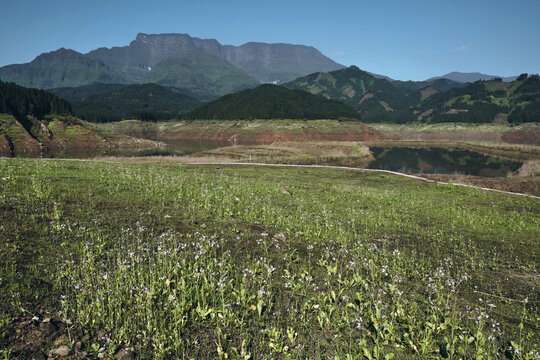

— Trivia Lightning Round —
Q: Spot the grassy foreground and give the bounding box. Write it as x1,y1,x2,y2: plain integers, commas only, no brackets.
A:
0,159,538,359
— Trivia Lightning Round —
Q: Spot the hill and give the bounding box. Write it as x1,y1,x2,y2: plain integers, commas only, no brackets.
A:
0,82,157,156
0,48,126,89
51,83,201,122
285,66,465,123
180,84,362,120
0,80,72,118
286,67,539,124
415,74,540,123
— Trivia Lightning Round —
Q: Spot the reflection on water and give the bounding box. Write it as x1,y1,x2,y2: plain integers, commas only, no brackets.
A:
39,141,523,178
367,147,522,177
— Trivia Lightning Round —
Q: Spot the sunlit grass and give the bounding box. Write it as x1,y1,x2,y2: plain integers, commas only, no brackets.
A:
0,159,538,358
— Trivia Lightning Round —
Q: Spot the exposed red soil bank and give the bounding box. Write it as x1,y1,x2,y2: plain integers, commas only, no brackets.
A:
0,115,160,157
159,121,388,146
502,126,540,145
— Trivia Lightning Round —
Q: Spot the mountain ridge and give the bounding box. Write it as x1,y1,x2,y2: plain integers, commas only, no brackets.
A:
428,71,518,83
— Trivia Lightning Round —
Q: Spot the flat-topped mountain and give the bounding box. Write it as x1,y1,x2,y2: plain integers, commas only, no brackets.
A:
93,33,345,83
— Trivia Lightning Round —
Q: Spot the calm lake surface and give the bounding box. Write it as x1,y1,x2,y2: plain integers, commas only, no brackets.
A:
367,147,522,177
45,140,523,178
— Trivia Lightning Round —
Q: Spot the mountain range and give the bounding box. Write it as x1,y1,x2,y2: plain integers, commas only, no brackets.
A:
286,67,539,124
1,32,537,124
0,33,344,98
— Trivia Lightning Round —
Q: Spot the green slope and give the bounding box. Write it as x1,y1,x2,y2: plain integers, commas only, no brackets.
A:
144,48,260,99
416,75,540,123
181,84,362,120
284,66,464,123
286,66,539,124
0,49,125,89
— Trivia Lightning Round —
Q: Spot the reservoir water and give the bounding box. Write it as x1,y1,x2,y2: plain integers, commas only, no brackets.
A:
367,147,522,177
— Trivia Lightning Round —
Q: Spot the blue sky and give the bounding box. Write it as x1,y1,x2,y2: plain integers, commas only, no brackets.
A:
1,0,539,80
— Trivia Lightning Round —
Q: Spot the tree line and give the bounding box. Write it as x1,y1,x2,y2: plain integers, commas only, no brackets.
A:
0,80,72,118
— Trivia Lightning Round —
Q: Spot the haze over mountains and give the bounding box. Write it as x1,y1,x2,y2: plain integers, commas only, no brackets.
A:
0,33,345,97
0,32,523,96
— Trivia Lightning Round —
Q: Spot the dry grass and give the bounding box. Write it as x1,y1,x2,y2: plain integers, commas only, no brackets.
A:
181,141,374,167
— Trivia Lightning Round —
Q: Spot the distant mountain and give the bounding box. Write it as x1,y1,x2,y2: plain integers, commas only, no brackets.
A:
219,41,345,83
144,48,260,98
415,74,540,123
285,66,465,123
285,66,540,124
181,84,361,120
428,72,518,83
0,33,344,96
0,48,126,89
88,33,344,84
51,83,201,122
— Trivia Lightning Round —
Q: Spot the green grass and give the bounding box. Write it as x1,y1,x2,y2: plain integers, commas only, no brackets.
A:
0,159,538,359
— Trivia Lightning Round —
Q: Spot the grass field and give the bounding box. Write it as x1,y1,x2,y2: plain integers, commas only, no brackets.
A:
0,159,538,359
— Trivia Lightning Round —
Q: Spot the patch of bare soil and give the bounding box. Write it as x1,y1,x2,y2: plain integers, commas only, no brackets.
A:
1,302,136,359
416,109,433,121
358,93,374,105
161,122,388,145
0,134,12,156
503,125,540,145
420,87,439,98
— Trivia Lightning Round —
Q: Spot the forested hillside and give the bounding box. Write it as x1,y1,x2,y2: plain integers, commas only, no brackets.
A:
52,83,201,122
0,80,72,117
415,74,540,123
286,67,540,124
181,84,362,120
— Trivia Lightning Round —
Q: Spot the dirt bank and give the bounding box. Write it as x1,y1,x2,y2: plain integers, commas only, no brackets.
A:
100,120,389,146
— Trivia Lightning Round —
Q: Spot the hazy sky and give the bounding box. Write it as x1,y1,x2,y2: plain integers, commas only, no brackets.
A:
1,0,539,80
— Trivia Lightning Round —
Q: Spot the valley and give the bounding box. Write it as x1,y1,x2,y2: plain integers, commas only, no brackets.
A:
0,32,538,359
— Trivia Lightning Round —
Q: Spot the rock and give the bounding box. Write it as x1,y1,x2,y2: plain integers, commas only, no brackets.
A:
280,188,292,195
115,348,136,360
53,345,70,357
53,334,69,346
39,321,57,336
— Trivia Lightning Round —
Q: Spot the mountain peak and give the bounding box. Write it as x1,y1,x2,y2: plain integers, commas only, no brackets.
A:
34,48,84,61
